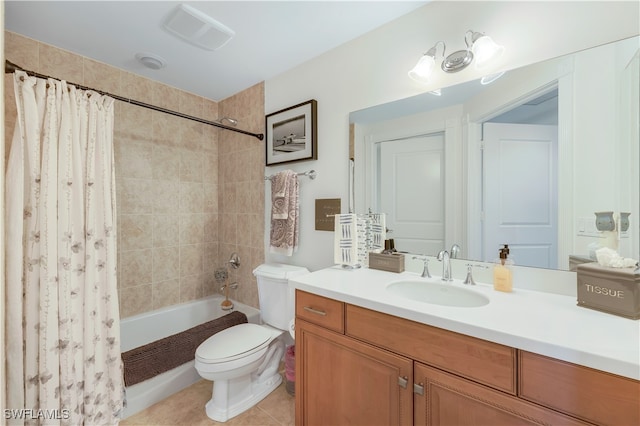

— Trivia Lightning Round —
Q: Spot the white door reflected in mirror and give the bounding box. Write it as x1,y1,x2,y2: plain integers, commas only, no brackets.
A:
378,133,445,255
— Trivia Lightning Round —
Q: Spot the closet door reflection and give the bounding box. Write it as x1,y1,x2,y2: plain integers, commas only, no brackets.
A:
377,133,445,254
482,123,558,268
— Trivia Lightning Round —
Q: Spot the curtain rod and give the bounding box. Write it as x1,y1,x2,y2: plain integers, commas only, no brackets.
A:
4,60,264,141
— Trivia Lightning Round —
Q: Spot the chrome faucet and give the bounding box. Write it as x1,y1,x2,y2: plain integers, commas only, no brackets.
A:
437,250,452,282
450,244,461,259
412,256,431,278
463,263,488,285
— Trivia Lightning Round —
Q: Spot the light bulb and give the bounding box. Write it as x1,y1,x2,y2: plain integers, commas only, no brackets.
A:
408,54,436,83
471,35,504,68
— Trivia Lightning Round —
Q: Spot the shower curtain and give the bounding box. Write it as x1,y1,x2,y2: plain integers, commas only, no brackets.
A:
5,71,123,425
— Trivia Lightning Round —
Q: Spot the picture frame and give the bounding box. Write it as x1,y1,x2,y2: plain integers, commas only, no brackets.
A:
265,99,317,166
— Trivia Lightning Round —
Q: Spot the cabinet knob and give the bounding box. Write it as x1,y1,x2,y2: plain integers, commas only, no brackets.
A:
413,383,424,395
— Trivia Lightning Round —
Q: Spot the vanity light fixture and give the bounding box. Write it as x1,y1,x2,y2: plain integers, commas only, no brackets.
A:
408,30,503,84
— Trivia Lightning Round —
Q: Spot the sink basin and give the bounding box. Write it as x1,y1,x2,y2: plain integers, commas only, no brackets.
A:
386,280,490,308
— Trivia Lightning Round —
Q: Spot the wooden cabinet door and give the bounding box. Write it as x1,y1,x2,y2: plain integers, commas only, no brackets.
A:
414,363,590,426
296,319,413,426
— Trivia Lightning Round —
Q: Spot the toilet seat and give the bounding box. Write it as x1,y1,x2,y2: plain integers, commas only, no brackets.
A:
196,323,272,364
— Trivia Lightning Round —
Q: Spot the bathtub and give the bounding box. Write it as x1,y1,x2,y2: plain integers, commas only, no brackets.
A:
120,296,260,418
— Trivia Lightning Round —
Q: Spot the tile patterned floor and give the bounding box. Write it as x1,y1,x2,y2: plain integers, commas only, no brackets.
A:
121,378,295,426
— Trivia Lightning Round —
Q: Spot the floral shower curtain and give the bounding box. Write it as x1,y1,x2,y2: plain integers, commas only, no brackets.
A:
5,71,123,425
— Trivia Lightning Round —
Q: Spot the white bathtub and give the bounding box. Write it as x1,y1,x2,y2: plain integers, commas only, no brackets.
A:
120,296,260,418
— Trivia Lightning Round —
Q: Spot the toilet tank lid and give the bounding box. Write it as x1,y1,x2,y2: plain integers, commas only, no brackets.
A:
253,263,309,280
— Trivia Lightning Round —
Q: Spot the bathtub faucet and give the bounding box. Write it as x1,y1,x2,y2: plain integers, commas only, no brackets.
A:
220,282,239,293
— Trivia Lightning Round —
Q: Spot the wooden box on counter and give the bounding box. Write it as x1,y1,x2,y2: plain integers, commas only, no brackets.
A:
368,252,404,273
576,262,640,319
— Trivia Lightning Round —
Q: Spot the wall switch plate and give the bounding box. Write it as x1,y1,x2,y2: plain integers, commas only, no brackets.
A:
315,198,341,231
577,216,604,238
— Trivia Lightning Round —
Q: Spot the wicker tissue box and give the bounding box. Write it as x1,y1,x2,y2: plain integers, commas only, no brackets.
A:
369,252,405,273
576,263,640,320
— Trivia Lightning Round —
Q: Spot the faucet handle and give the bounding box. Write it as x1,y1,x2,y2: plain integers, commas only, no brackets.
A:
463,263,488,285
412,256,432,278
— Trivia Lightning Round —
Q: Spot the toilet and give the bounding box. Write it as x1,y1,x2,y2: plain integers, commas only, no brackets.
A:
194,263,308,422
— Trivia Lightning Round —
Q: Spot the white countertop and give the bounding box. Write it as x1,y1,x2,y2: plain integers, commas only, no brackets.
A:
289,265,640,380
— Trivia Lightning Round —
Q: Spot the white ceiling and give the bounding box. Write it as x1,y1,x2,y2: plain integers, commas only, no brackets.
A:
5,1,428,101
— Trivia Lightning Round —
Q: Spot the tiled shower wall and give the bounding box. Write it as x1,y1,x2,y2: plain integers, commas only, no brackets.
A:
4,31,265,318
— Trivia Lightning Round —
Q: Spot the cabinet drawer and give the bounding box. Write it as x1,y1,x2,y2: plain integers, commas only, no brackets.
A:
519,351,640,426
346,304,516,394
296,290,344,333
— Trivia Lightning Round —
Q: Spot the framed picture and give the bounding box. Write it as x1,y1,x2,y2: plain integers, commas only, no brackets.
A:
265,99,317,166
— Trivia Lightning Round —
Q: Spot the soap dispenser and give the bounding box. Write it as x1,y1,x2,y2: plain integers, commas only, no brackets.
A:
493,244,513,292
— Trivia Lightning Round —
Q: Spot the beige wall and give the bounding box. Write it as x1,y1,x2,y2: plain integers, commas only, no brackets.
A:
4,31,265,318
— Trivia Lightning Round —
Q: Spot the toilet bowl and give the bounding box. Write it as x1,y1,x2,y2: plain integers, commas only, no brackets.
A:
194,263,309,422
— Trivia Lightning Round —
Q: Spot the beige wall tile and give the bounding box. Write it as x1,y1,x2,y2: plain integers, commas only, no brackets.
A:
152,80,180,112
179,182,204,213
153,247,180,282
180,149,204,182
83,58,121,95
38,43,84,83
180,274,203,302
118,178,154,214
5,74,17,166
179,214,205,245
119,284,153,318
203,214,219,243
204,242,220,273
5,32,39,72
114,139,153,179
152,146,181,181
120,249,153,288
153,279,180,310
180,244,204,277
182,121,205,151
179,91,203,119
152,111,182,147
221,213,237,244
204,184,219,214
120,215,153,251
115,101,153,141
202,125,219,154
153,181,180,214
236,181,251,213
153,215,179,248
121,71,154,105
202,152,218,185
221,182,237,213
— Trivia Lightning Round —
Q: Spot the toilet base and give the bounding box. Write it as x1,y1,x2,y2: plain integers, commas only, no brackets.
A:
203,339,286,422
205,372,283,422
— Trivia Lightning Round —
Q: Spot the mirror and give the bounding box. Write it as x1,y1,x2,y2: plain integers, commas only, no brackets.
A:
350,36,639,271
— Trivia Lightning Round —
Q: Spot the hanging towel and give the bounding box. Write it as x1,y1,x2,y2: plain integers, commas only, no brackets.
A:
269,170,299,256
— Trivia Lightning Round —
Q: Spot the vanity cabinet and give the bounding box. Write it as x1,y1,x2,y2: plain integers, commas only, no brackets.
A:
295,291,412,425
295,290,638,426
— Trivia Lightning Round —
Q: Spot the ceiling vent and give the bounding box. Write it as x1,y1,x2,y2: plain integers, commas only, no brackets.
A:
163,4,235,51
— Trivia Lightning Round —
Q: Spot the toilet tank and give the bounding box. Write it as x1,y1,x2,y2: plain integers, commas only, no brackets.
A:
253,263,309,330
